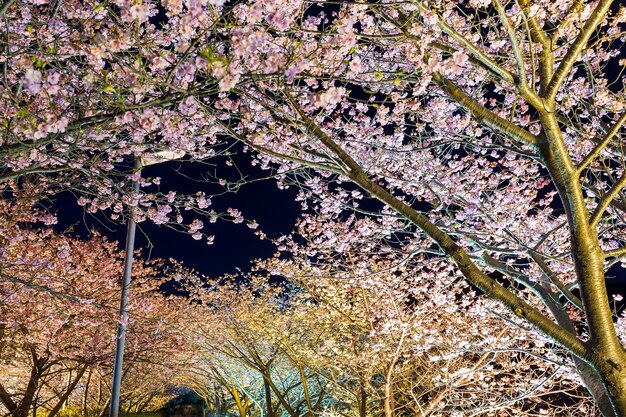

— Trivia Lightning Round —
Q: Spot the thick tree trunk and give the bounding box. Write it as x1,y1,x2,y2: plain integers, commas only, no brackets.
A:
11,350,49,417
601,366,626,417
536,109,626,417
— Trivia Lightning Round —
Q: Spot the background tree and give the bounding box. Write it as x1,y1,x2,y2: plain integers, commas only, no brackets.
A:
0,199,194,417
182,280,333,417
178,270,596,416
264,255,597,416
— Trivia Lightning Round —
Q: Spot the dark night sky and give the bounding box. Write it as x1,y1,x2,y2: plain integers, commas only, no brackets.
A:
54,155,300,278
135,162,300,277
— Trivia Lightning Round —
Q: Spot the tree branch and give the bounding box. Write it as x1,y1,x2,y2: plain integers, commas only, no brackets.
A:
415,4,516,84
544,0,614,101
604,246,626,260
433,73,538,148
590,173,626,227
577,112,626,174
527,251,584,311
494,0,528,87
517,0,554,93
0,382,17,412
0,0,15,14
285,91,588,362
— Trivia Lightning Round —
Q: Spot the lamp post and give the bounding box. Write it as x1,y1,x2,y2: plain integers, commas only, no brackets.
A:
109,150,184,417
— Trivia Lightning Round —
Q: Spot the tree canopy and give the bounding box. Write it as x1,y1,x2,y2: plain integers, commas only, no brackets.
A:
1,0,626,415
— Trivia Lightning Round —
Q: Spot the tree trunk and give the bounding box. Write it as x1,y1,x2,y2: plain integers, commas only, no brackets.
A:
0,382,18,415
47,365,88,417
536,110,626,417
600,366,626,417
12,350,48,417
263,376,273,417
229,385,248,417
383,372,395,417
83,369,92,417
358,379,367,417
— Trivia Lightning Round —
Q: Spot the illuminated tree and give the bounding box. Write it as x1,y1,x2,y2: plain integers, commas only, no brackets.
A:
183,280,332,417
0,200,191,417
178,272,595,416
2,0,626,414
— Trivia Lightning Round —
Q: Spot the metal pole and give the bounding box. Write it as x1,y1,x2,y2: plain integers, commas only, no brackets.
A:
109,158,141,417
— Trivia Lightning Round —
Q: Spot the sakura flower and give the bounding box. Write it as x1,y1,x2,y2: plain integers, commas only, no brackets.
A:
219,73,240,92
266,11,292,31
163,0,183,15
227,207,244,223
126,3,153,23
421,10,439,27
23,68,43,95
196,195,211,209
314,86,346,109
150,55,170,72
285,65,299,81
179,96,198,116
348,56,363,75
446,51,468,76
189,219,204,232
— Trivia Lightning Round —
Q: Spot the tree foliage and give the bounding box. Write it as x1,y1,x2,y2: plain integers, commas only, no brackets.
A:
1,0,626,415
0,199,193,417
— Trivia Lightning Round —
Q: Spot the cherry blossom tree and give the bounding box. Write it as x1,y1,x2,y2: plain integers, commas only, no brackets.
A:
0,0,247,240
0,199,193,417
181,280,333,417
2,0,626,415
263,256,599,416
176,272,596,416
190,1,625,414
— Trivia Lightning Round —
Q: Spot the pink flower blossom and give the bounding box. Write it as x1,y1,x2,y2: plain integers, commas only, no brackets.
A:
179,96,198,116
421,10,439,27
23,68,42,95
219,73,240,92
314,86,346,109
189,219,204,232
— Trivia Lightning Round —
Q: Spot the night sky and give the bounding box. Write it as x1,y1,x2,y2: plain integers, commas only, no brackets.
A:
54,153,299,278
134,160,300,277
